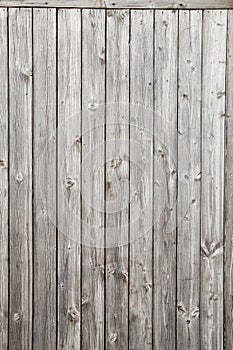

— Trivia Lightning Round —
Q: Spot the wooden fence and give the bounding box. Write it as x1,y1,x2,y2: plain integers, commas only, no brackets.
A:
0,3,232,350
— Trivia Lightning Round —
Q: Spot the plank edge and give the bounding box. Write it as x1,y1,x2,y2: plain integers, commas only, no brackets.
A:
0,1,233,9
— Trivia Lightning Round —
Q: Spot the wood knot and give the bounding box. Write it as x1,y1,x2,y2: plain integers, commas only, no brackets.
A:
117,10,127,22
13,313,21,323
0,159,7,168
176,2,187,8
217,90,225,99
106,181,111,191
16,173,23,184
201,241,223,259
88,99,98,111
99,47,106,65
64,177,76,189
158,147,166,157
191,307,199,318
195,172,201,181
81,297,89,306
109,333,118,343
67,306,80,323
143,282,152,292
75,136,82,144
210,292,219,301
20,68,32,81
107,10,113,17
108,265,116,275
121,270,128,282
177,304,187,316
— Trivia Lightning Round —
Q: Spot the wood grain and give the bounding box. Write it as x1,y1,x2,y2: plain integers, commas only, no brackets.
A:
224,9,233,350
9,8,33,350
201,9,227,350
153,10,178,350
33,8,57,349
177,10,202,349
57,9,82,350
105,9,129,349
81,9,105,350
0,0,233,9
129,10,154,350
0,8,8,350
1,6,232,350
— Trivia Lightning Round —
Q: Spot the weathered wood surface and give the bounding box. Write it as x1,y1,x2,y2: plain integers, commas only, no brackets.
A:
33,8,57,349
201,9,227,350
129,10,154,350
0,7,232,350
105,9,129,349
225,9,233,350
81,9,105,350
0,0,233,9
177,10,202,349
0,8,8,350
9,8,33,350
153,9,178,350
57,9,82,350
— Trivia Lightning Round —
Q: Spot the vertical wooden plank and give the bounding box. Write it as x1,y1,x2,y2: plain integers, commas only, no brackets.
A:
129,10,154,350
153,10,178,350
177,10,202,349
225,10,233,350
0,8,8,350
201,10,227,350
33,8,56,350
81,9,105,350
105,9,129,349
57,9,81,350
9,8,33,350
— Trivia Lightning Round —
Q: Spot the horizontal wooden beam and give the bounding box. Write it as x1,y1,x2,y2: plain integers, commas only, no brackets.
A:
0,0,232,9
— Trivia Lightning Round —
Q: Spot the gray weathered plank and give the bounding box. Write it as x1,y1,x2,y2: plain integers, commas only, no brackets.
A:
57,9,82,350
2,5,233,350
81,9,105,350
0,0,233,9
201,9,227,350
177,10,202,349
153,9,178,350
224,9,233,350
105,9,129,349
33,8,57,349
129,10,154,350
0,8,8,350
9,8,33,349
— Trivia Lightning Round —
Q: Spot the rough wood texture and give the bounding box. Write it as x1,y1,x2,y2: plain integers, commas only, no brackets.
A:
9,8,33,350
81,9,105,350
57,9,81,350
33,8,57,349
1,7,232,350
201,9,227,350
0,8,8,350
153,10,178,350
224,9,233,350
105,9,129,349
0,0,233,9
177,10,202,349
129,10,153,350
